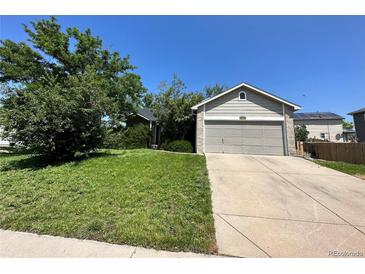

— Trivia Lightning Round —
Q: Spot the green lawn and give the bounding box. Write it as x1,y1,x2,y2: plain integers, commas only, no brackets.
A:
314,159,365,179
0,149,216,253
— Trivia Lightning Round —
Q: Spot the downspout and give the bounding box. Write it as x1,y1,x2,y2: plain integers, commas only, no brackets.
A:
282,104,289,156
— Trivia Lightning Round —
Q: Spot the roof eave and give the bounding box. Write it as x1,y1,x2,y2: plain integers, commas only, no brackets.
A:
294,118,344,121
191,82,301,110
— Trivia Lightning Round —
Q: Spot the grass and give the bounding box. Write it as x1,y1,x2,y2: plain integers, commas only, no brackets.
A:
0,149,216,253
314,159,365,179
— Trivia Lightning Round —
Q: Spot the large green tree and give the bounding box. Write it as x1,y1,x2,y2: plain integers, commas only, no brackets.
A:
0,17,145,159
203,83,227,98
150,75,203,141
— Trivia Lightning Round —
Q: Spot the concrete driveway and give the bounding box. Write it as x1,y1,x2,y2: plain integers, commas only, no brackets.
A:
206,154,365,258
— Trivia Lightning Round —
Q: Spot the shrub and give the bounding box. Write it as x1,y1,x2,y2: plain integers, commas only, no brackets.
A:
295,124,309,142
102,130,125,149
121,124,151,149
165,140,193,153
103,124,151,149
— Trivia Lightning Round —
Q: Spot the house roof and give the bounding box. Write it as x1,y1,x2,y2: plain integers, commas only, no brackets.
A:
293,112,344,121
348,108,365,115
191,82,301,110
137,108,157,121
343,128,356,133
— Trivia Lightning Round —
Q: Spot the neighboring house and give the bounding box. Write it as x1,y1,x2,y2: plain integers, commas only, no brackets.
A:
191,82,301,156
293,112,344,142
348,108,365,143
127,108,160,147
342,128,356,142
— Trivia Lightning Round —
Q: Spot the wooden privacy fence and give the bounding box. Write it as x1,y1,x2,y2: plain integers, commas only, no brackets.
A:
303,142,365,164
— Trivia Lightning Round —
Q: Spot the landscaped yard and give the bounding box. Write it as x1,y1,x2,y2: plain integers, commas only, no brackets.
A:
314,159,365,180
0,149,216,253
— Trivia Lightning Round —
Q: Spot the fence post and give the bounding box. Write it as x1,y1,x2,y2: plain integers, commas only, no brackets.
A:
296,141,300,156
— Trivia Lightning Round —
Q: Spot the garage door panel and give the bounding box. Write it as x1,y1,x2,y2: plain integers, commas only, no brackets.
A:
263,138,284,146
206,129,241,137
206,136,223,142
242,137,263,146
223,145,244,154
205,121,284,155
242,130,263,138
205,144,222,153
224,137,244,145
243,145,267,155
263,146,284,155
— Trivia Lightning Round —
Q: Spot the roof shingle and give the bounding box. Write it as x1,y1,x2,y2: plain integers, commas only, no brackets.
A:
348,108,365,115
293,112,343,120
137,108,157,121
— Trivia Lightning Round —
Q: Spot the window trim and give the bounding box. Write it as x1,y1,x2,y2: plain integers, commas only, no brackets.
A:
238,91,247,101
320,132,328,140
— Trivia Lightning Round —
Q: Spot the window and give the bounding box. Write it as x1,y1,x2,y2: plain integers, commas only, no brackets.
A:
239,91,246,100
320,133,328,140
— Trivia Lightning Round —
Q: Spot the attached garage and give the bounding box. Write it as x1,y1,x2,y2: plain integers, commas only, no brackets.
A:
192,82,301,156
205,121,284,155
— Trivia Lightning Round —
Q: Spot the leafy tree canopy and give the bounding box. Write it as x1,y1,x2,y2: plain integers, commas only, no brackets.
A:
204,83,227,98
342,120,353,129
142,93,155,108
0,17,145,159
295,124,309,142
148,75,204,141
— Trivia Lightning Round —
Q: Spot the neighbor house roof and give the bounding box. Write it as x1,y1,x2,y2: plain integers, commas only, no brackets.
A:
343,128,356,133
137,108,157,121
191,82,301,110
293,112,344,121
348,108,365,115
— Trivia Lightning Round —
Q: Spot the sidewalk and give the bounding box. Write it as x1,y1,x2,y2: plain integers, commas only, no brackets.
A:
0,229,219,258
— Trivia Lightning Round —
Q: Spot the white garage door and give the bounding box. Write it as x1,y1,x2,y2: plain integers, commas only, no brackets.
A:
205,121,285,155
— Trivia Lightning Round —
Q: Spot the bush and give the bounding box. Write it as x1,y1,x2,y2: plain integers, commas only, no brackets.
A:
295,124,309,142
122,124,151,149
103,124,151,149
164,140,193,153
102,130,125,149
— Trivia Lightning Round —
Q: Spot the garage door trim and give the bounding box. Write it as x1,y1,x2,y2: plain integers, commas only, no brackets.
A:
204,120,286,156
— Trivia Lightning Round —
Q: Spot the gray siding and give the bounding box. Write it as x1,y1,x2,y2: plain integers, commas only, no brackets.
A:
353,112,365,142
205,87,283,118
205,121,284,155
194,85,297,155
294,119,343,142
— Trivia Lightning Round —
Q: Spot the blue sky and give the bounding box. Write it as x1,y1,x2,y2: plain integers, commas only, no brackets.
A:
1,16,364,121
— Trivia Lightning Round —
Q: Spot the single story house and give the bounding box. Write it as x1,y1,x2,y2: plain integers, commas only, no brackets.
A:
293,112,344,142
127,108,160,147
348,107,365,142
191,82,301,156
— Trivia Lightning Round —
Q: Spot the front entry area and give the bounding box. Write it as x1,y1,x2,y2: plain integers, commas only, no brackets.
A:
205,121,285,155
